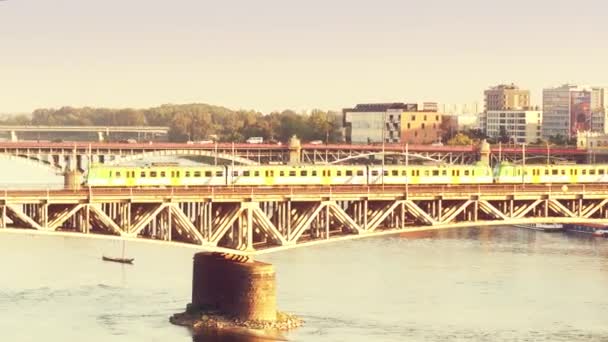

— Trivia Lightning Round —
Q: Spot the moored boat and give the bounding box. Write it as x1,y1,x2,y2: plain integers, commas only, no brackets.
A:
564,223,608,237
513,223,564,232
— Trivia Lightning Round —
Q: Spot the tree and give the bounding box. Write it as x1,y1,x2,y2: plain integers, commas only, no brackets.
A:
447,133,473,146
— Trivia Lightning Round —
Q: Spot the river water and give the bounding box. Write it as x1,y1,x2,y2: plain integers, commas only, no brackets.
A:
1,158,608,341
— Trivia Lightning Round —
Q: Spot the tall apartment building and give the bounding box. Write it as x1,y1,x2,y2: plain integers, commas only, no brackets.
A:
343,103,442,144
484,84,530,111
542,85,608,138
484,110,542,144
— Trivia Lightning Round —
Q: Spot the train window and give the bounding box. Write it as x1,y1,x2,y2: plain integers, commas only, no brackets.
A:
401,170,407,176
192,171,200,177
254,171,260,177
346,170,353,176
464,170,470,176
432,170,439,176
383,170,389,176
357,170,364,176
150,171,157,177
109,172,112,178
371,171,379,176
216,171,223,177
424,170,430,176
551,169,557,175
269,171,274,177
582,169,587,175
391,170,398,176
115,172,121,177
442,170,447,176
289,171,296,177
301,171,308,176
600,169,605,175
243,171,250,177
590,169,596,175
280,171,285,177
312,170,318,176
205,171,212,177
560,170,564,175
176,171,180,177
185,171,190,177
265,171,269,177
160,171,166,177
141,171,146,177
233,171,239,177
336,171,342,176
544,169,549,175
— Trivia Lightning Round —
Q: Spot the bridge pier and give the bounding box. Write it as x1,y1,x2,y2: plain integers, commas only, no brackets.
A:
190,252,277,322
64,170,82,190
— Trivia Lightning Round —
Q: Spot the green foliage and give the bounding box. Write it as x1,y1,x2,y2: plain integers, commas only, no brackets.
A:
447,133,474,146
0,103,344,143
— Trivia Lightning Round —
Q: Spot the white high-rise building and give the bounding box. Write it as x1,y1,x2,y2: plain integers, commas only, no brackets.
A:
485,110,542,144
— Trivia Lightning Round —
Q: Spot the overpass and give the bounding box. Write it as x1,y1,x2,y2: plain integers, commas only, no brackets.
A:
0,125,169,142
0,141,592,172
1,183,607,255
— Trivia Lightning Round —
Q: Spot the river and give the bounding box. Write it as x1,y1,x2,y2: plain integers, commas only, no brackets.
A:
1,158,608,341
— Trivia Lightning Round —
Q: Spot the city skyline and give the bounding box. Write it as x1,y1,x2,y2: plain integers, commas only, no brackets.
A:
1,0,607,113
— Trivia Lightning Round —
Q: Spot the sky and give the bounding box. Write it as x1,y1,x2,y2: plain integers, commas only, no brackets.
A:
1,0,607,114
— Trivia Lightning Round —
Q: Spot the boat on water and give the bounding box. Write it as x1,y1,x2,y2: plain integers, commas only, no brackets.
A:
564,223,608,237
513,223,564,232
102,256,135,264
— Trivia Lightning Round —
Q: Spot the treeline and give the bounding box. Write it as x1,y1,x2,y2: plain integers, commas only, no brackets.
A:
0,104,343,143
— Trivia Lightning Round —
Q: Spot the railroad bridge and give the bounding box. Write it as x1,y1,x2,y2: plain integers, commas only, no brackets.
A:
0,140,592,172
1,184,608,255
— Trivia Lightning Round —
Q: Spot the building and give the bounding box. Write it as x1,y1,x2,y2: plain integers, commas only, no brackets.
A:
343,103,442,144
542,85,608,139
484,110,542,144
577,131,608,149
484,84,530,111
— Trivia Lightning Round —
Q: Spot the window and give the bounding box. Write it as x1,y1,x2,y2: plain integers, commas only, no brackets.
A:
582,169,587,175
464,170,470,176
216,171,223,177
233,171,239,177
411,115,415,121
205,171,212,177
391,170,398,176
356,170,364,176
301,170,308,176
116,172,121,177
254,171,260,177
140,171,146,177
421,123,425,129
289,171,296,177
280,171,285,177
544,169,549,175
336,171,342,176
312,170,318,176
424,170,430,176
383,170,389,176
160,171,166,177
552,169,558,175
590,169,596,175
345,170,353,176
561,170,565,175
176,171,180,177
432,170,439,176
600,169,605,175
441,170,447,176
192,171,200,177
150,171,157,177
243,171,250,177
371,170,379,176
423,115,427,121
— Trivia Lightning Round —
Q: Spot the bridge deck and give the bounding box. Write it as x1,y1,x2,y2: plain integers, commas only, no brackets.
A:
1,184,608,255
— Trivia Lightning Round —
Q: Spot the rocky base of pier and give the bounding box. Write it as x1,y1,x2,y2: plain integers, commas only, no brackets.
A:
170,308,302,339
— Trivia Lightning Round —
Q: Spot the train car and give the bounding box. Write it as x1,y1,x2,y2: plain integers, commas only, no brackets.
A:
86,164,226,187
227,164,367,186
367,163,492,185
494,162,608,184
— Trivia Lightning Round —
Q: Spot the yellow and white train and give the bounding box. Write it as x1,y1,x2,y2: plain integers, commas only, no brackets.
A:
85,161,608,187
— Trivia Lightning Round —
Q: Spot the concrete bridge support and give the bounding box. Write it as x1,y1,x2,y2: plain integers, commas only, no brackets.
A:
191,252,277,321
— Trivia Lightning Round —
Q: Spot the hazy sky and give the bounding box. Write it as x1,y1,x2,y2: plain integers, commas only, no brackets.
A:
1,0,607,113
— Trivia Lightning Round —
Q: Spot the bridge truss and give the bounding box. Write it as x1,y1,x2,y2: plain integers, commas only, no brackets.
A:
1,184,608,255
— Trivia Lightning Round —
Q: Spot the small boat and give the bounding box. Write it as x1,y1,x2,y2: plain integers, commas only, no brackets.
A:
513,223,564,232
102,256,134,264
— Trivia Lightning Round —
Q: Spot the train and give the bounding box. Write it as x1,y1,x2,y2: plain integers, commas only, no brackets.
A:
84,161,608,187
